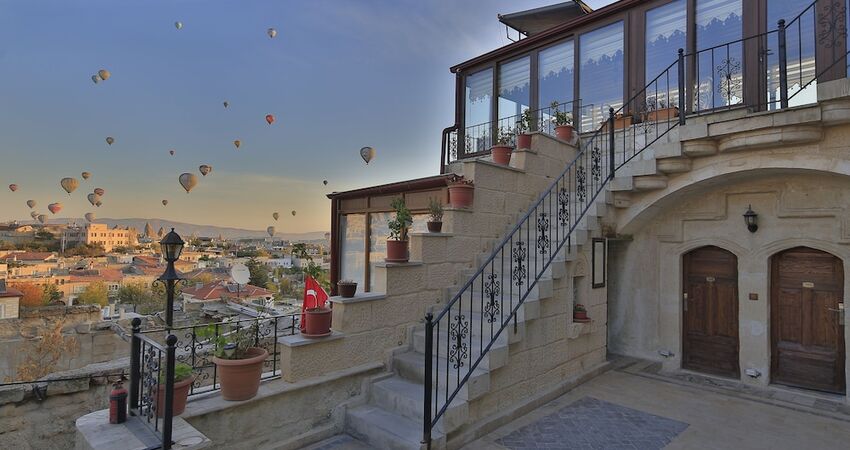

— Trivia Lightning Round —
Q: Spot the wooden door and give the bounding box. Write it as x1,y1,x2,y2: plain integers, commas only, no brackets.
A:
771,247,846,394
683,246,740,378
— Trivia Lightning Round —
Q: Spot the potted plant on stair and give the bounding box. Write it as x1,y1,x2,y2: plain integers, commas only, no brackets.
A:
516,108,534,149
386,198,412,263
427,197,443,233
156,362,194,417
447,174,474,208
490,126,514,165
209,321,269,401
643,97,679,123
573,303,591,323
551,101,575,141
337,279,357,298
303,306,332,337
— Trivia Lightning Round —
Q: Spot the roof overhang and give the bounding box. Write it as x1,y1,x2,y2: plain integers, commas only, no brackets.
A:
498,1,592,37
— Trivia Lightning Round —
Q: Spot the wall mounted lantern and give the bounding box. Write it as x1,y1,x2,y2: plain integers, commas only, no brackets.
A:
743,205,758,233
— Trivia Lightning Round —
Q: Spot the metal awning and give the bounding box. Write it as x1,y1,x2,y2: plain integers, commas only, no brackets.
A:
498,1,593,37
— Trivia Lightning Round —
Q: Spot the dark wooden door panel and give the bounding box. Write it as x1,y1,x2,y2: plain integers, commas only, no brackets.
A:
771,247,846,394
683,246,740,378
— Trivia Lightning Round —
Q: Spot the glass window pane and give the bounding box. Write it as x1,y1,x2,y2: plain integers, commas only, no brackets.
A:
498,56,531,130
767,0,817,109
539,40,575,134
579,21,624,132
465,68,493,154
368,212,391,292
645,0,686,111
339,214,365,289
695,0,743,110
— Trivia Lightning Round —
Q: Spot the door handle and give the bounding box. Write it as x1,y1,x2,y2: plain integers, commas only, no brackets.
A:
828,303,845,325
683,293,688,312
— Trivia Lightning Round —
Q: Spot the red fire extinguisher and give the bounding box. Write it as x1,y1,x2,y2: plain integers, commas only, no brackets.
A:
109,380,128,424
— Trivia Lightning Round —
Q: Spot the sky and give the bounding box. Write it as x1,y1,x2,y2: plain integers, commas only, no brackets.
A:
0,0,614,233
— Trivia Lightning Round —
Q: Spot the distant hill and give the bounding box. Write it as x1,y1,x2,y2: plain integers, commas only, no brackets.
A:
21,217,328,241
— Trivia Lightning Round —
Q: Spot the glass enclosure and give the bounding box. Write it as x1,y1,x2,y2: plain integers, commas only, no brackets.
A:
339,214,365,288
498,56,531,126
539,40,575,132
694,0,743,110
645,0,686,111
465,68,493,154
767,0,817,108
579,21,624,131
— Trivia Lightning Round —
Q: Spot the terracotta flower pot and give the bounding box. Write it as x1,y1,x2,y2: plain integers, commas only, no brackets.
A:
427,221,443,233
573,311,588,320
386,239,409,263
516,133,532,149
303,307,332,337
156,375,194,417
337,282,357,298
213,347,268,401
448,184,474,208
555,125,574,141
646,107,679,122
490,145,513,165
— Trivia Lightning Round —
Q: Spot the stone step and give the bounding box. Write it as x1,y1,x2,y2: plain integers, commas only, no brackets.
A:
346,404,443,450
393,351,491,402
412,327,509,371
456,272,554,299
371,376,468,435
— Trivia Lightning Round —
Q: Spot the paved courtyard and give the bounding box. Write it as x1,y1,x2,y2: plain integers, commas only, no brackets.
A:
465,363,850,450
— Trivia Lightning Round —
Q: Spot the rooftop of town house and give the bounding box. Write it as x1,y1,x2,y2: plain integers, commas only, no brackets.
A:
68,268,124,283
1,251,58,262
0,280,23,298
498,1,593,37
182,280,274,301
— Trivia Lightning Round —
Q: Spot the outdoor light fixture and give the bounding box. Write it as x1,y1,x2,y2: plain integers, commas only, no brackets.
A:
743,205,758,233
157,228,185,328
160,228,185,263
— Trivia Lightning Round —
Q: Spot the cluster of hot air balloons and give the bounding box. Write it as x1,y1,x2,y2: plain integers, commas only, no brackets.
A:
91,69,110,85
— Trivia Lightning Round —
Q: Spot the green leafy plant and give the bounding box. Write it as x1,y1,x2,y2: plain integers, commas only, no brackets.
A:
196,319,261,360
517,108,534,134
427,198,443,222
159,362,194,383
573,303,587,313
495,126,514,146
447,174,473,186
388,198,413,241
550,101,573,126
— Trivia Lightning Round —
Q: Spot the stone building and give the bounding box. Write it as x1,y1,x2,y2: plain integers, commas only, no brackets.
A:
63,223,138,252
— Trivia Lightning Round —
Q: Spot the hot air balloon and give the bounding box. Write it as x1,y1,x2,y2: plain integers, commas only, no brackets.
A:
60,177,79,195
223,101,229,108
174,21,183,30
291,210,296,216
85,213,95,223
272,212,279,221
179,173,198,193
30,211,38,220
91,75,100,84
26,200,36,209
199,165,212,176
162,199,168,206
323,180,328,186
37,214,47,224
265,114,275,125
94,188,105,196
169,150,175,156
98,69,110,81
81,172,91,180
87,193,100,206
95,201,103,207
360,146,375,164
267,28,277,38
106,136,114,145
233,140,241,149
8,184,17,192
267,226,275,237
48,203,62,215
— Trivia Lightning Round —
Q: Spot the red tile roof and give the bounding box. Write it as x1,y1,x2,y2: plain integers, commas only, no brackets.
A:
69,268,123,283
3,252,57,262
183,281,273,301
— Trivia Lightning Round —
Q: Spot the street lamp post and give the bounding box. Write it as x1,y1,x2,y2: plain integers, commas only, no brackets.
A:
158,228,185,328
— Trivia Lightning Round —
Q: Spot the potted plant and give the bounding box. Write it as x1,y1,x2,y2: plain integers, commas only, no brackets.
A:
573,304,591,323
303,306,332,337
427,197,443,233
516,109,534,149
551,101,574,141
207,321,269,401
643,98,679,122
490,126,514,165
337,279,357,298
386,198,412,263
156,362,194,417
447,174,474,208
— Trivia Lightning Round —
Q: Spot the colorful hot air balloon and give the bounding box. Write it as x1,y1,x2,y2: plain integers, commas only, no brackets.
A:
162,199,168,206
98,69,110,81
94,188,105,196
169,150,175,156
179,173,198,193
60,177,79,195
30,211,38,220
91,75,100,84
265,114,275,125
199,165,212,176
267,226,275,237
360,146,375,164
95,201,103,207
267,28,277,38
223,101,229,108
233,140,241,149
26,200,36,209
174,21,183,30
85,212,95,222
291,210,296,216
37,214,47,224
81,172,91,180
8,184,17,192
87,193,100,206
106,136,114,145
272,212,279,221
48,203,62,214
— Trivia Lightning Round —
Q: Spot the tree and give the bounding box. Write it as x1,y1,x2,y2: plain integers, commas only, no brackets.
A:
12,319,78,382
42,283,63,303
76,282,108,307
118,283,162,314
303,261,330,291
291,243,311,261
65,243,106,257
35,230,55,241
13,283,47,308
246,257,269,287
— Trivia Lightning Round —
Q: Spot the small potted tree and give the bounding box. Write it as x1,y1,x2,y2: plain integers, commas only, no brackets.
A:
427,197,443,233
643,97,679,122
337,279,357,298
551,101,574,141
208,322,269,401
157,362,194,417
447,174,474,208
516,109,534,149
490,126,514,165
573,304,591,323
386,198,412,263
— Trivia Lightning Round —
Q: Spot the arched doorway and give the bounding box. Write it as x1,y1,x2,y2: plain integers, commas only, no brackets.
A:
771,247,846,394
682,246,740,378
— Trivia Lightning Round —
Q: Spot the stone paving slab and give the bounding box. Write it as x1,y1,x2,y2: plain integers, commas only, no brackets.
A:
302,434,373,450
495,396,688,450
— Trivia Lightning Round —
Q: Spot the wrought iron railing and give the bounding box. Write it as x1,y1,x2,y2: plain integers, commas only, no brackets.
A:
424,0,846,445
130,321,178,450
